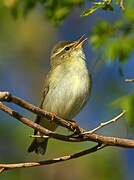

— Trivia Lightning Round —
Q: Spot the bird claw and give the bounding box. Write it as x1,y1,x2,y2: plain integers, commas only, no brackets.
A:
49,112,57,122
68,119,81,134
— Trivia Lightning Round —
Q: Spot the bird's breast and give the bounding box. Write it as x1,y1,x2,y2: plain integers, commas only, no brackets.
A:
43,59,91,119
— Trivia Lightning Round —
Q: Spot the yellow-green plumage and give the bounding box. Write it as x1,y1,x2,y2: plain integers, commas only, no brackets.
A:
28,36,92,155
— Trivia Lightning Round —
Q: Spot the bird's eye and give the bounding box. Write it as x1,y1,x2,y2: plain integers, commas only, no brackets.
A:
64,46,70,51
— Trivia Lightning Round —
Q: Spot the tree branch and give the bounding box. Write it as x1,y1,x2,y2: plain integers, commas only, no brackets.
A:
0,91,134,172
0,92,83,133
83,110,126,134
0,102,79,142
0,143,105,173
0,91,134,148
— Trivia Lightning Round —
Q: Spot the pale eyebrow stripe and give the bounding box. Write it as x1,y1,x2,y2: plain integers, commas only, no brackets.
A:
51,42,76,58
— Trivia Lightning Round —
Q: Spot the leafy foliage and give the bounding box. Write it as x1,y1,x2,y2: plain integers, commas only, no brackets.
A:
88,1,134,126
112,94,134,127
81,0,113,16
2,0,84,24
90,2,134,63
1,0,125,24
90,21,134,63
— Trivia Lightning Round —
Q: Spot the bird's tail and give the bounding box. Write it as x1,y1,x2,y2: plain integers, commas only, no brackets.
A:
27,137,48,155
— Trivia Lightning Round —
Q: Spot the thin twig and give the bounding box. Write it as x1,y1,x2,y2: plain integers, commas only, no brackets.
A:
125,79,134,83
82,110,126,134
119,0,125,10
0,91,10,101
0,143,104,172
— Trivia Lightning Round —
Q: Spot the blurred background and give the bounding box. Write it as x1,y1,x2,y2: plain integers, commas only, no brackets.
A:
0,0,134,179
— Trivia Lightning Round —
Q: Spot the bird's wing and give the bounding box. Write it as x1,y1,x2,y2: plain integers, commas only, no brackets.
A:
34,72,50,135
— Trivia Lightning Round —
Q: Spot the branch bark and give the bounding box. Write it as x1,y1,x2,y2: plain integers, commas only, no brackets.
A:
0,92,134,148
0,100,131,148
0,143,105,172
0,91,134,172
0,92,133,147
1,92,83,133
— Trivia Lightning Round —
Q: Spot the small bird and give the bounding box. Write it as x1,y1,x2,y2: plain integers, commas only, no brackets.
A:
28,35,92,155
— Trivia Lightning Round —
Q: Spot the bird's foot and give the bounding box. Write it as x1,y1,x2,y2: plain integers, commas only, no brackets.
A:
68,119,77,123
68,119,81,134
49,112,57,122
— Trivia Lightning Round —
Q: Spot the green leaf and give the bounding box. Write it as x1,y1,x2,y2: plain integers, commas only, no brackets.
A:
89,10,134,63
112,94,134,127
81,0,113,16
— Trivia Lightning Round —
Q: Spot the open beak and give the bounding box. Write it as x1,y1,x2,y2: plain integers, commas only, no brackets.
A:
74,35,88,48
